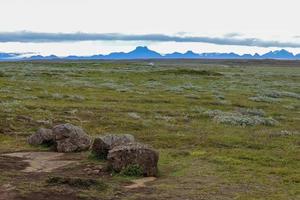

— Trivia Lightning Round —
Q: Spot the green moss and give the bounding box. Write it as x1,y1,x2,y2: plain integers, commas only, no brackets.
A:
120,164,144,177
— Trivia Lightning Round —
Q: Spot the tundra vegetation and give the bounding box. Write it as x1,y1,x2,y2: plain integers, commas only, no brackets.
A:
0,60,299,200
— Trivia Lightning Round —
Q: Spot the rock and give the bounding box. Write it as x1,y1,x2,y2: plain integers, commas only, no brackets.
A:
84,168,91,172
92,134,135,159
84,165,103,175
94,166,103,171
27,128,54,146
92,170,100,174
128,112,141,119
87,171,93,175
108,143,159,177
52,123,92,152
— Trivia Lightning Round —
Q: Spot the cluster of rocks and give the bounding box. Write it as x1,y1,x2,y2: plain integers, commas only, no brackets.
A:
28,124,91,152
28,123,159,177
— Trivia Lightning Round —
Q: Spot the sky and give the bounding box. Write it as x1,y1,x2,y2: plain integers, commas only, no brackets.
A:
1,0,300,56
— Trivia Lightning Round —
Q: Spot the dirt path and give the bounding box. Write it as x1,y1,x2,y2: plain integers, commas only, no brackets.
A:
124,177,157,189
2,152,76,172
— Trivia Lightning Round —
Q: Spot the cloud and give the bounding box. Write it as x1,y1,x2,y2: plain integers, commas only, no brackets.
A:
0,31,300,48
223,32,243,38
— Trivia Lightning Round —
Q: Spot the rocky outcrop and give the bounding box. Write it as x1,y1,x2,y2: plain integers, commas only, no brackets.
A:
52,124,92,152
28,124,92,152
27,128,54,146
92,134,134,159
107,143,159,177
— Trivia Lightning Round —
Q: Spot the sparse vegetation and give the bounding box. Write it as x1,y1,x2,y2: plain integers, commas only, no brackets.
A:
46,176,107,190
157,68,223,76
0,60,299,200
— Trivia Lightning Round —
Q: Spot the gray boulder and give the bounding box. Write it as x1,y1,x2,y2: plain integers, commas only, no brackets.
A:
92,134,134,159
52,123,92,152
28,128,54,146
107,143,159,177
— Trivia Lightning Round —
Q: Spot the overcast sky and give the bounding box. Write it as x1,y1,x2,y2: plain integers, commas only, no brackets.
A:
1,0,300,56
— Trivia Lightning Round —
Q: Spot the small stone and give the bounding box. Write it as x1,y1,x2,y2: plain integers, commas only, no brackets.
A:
92,170,100,174
36,120,52,126
128,112,141,119
83,168,91,172
94,166,103,171
87,171,93,175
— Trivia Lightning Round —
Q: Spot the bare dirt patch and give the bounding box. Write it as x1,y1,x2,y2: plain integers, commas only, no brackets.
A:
14,190,79,200
0,156,28,171
0,184,17,200
2,152,76,172
124,177,157,189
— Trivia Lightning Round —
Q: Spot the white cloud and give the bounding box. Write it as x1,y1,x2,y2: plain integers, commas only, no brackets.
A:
0,0,300,55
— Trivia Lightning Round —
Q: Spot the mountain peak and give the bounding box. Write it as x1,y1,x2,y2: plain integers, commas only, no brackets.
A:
273,49,291,54
124,46,162,59
262,49,294,58
136,46,149,49
185,50,197,55
133,46,151,52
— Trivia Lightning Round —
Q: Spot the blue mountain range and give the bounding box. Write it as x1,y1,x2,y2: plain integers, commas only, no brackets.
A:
1,46,300,60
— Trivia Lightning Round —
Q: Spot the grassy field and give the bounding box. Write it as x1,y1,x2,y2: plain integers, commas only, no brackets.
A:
0,60,299,200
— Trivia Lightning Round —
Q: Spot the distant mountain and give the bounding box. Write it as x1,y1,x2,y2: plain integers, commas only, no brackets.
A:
1,47,300,61
62,46,162,60
261,49,294,59
65,54,105,60
27,54,59,60
199,52,241,59
165,51,199,59
107,46,162,59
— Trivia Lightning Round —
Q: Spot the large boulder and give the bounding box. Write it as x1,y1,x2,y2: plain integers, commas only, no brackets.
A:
107,143,159,177
52,124,92,152
92,134,134,159
28,128,54,146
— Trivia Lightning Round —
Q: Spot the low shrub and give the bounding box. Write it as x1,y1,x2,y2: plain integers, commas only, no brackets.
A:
120,164,144,177
0,71,8,77
202,108,278,126
236,107,265,117
250,90,300,103
249,95,280,103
